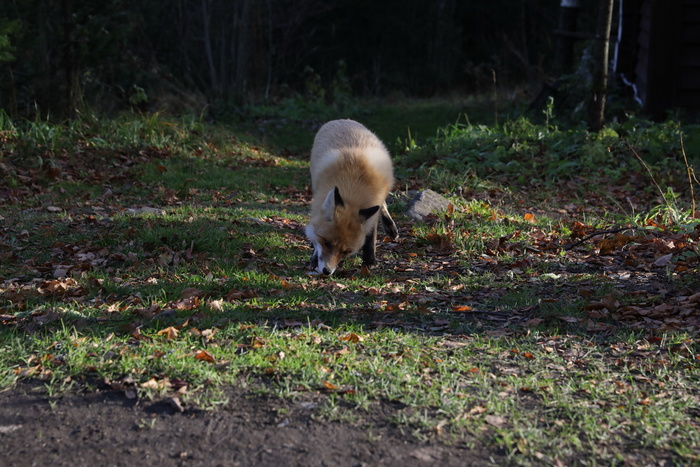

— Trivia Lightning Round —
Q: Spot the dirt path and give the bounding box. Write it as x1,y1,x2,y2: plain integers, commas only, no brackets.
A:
0,383,498,466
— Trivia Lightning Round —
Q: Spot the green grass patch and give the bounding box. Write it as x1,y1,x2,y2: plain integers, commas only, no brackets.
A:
2,103,700,464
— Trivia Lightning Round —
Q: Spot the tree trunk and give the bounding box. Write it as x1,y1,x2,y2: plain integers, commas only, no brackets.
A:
201,0,219,94
233,0,252,103
587,0,615,132
62,0,78,117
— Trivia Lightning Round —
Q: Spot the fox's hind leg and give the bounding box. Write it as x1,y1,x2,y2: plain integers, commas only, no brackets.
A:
380,203,398,240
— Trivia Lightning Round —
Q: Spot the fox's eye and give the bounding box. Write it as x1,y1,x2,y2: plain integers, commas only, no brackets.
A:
324,240,332,248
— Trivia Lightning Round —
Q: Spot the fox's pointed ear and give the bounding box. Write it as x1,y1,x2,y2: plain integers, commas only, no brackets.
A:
333,187,344,207
321,188,338,220
359,205,380,221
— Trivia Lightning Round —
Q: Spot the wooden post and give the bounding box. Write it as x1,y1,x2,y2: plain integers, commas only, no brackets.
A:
588,0,615,132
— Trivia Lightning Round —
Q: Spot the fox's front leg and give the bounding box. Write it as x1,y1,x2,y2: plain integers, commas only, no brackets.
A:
309,247,319,271
361,226,378,266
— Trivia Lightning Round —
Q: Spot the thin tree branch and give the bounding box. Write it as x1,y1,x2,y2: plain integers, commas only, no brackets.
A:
564,226,637,251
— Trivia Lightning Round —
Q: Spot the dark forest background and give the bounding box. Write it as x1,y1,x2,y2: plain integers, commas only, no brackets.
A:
0,0,599,118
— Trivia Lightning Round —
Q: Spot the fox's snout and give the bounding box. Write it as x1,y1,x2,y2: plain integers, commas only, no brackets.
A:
306,219,361,275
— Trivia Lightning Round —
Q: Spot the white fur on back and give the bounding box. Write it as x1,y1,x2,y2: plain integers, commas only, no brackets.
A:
309,119,394,204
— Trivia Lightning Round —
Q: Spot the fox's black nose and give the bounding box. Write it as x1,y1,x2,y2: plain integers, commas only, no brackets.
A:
322,267,332,275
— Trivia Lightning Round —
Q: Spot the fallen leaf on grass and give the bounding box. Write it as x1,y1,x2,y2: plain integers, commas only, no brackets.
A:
339,332,364,343
12,365,41,378
435,339,470,349
180,287,202,299
194,350,216,363
384,302,407,312
157,326,179,339
597,233,633,255
485,415,507,427
323,381,337,390
207,299,224,312
170,296,200,311
251,336,266,348
0,314,17,323
452,305,474,312
200,328,216,341
141,378,170,391
524,318,543,327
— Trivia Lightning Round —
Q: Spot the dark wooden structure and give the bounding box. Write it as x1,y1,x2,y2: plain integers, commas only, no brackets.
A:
615,0,700,119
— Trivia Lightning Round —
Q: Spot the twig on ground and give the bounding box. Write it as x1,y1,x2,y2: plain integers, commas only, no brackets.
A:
623,138,670,209
564,226,637,251
680,132,697,217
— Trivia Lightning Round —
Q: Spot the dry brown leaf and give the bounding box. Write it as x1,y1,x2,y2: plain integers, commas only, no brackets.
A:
339,332,363,343
194,349,216,363
323,381,338,390
207,299,224,312
251,336,266,348
171,296,200,310
524,318,543,327
181,287,202,299
157,326,179,339
485,415,507,427
140,378,165,390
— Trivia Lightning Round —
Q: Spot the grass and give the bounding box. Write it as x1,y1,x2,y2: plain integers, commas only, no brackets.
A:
1,99,700,464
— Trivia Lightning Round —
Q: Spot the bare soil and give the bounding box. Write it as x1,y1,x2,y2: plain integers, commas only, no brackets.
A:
0,382,500,467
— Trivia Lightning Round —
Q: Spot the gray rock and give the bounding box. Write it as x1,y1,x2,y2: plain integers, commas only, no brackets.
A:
405,189,452,222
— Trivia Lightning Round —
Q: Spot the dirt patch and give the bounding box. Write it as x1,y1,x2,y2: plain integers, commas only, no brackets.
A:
0,383,498,466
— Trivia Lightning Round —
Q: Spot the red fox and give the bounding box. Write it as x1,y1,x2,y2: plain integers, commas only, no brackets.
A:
306,119,398,275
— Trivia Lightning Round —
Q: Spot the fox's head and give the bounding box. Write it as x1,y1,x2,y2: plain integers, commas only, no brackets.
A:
306,187,380,275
